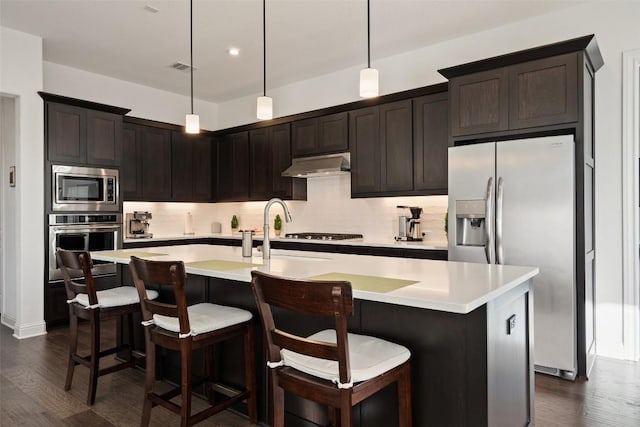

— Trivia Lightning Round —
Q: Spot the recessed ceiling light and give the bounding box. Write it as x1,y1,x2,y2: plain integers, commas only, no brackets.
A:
228,48,240,56
144,4,160,13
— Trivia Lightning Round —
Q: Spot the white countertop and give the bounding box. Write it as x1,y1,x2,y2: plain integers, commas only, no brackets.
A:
124,233,448,251
94,244,537,314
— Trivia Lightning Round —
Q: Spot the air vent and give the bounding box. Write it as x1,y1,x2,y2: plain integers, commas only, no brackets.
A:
171,62,197,72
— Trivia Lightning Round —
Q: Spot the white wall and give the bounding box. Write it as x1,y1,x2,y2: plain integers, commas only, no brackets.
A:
44,62,219,130
215,2,640,359
0,27,46,338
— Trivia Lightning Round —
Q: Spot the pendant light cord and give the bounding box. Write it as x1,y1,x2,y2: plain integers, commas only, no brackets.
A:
190,0,194,114
263,0,266,97
367,0,371,69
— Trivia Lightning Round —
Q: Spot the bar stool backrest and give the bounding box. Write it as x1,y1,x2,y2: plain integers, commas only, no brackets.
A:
56,249,98,307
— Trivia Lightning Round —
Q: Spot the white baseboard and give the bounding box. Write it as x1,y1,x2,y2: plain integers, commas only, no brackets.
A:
10,319,47,339
1,313,16,329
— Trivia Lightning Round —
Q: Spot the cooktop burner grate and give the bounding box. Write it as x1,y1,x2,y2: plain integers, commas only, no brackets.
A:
284,232,364,241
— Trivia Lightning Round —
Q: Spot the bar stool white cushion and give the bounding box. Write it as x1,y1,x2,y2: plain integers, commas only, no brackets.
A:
75,286,158,308
153,303,252,336
281,329,411,384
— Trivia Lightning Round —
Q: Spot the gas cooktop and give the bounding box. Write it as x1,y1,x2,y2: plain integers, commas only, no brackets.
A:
284,232,364,241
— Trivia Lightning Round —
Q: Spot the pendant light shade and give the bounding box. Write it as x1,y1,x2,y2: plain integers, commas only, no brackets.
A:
359,68,379,98
360,0,379,98
257,0,273,120
185,114,200,133
257,96,273,120
185,0,200,133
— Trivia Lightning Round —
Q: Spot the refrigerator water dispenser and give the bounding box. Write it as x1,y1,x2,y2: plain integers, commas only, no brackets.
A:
455,199,486,247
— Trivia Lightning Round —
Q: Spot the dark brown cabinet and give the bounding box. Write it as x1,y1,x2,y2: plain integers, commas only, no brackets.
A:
121,123,171,201
292,112,348,157
448,53,579,137
350,100,413,196
216,131,250,202
413,92,449,193
249,123,302,200
47,102,123,166
171,131,213,202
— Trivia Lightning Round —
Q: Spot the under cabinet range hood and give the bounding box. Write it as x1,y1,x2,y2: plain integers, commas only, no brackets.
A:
281,153,350,178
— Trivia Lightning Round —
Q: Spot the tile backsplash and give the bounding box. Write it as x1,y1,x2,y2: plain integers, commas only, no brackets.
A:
124,175,448,244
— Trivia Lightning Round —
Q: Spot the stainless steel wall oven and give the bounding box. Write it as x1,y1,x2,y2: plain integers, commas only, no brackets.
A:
48,214,122,281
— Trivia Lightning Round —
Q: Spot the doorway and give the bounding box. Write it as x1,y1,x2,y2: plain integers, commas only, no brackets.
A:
0,95,17,320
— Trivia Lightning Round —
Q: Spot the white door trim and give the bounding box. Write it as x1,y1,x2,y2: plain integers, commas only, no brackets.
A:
622,48,640,361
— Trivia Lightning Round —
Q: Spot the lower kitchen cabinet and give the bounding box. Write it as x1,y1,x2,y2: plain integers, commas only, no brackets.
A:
172,131,213,201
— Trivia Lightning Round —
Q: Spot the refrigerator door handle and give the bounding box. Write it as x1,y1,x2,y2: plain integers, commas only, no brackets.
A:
496,176,504,264
484,177,495,264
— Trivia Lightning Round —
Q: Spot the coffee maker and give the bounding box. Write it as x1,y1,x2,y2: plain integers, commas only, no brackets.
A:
395,206,424,241
126,211,153,239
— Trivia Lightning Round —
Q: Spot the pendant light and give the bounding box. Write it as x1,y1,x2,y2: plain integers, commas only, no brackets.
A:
257,0,273,120
185,0,200,133
359,0,378,98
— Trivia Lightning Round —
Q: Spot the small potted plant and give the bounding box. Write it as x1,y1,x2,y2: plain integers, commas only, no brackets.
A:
273,214,282,237
231,215,239,234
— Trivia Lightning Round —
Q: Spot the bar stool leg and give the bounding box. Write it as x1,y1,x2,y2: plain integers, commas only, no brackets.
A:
339,390,352,426
141,339,155,427
271,373,285,427
244,323,258,423
65,312,78,391
87,312,101,405
179,339,193,427
398,364,412,427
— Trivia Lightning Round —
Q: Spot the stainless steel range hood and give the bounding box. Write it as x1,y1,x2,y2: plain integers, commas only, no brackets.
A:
281,153,350,178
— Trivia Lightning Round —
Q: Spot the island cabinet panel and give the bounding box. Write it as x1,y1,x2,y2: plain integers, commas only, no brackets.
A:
171,131,213,202
379,99,414,192
450,68,509,137
413,92,450,193
216,131,250,202
292,112,349,157
47,102,123,166
350,106,381,195
509,52,578,130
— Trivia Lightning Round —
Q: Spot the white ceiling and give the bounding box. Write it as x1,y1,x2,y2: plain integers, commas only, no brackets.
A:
1,0,583,103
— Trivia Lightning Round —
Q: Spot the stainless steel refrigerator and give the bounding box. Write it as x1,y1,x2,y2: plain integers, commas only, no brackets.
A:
448,135,577,379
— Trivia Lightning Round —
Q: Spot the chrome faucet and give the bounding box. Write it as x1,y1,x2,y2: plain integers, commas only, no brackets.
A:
262,198,292,259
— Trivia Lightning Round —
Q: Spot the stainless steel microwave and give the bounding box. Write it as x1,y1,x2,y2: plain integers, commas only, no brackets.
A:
52,165,119,212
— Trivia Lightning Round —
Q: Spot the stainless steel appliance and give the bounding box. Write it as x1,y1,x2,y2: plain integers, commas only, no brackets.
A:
448,135,576,379
52,164,118,212
284,232,363,241
125,211,153,239
395,206,424,241
48,213,122,281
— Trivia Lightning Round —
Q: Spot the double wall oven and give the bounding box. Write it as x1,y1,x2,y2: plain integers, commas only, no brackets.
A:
48,165,122,281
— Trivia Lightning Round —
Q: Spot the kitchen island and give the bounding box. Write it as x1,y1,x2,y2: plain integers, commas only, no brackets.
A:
93,244,538,427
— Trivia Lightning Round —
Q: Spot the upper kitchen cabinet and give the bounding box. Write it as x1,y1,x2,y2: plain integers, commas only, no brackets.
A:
172,131,213,202
121,121,172,201
440,36,600,141
291,112,348,157
247,123,305,201
413,92,449,194
216,131,250,202
350,100,414,197
40,92,130,167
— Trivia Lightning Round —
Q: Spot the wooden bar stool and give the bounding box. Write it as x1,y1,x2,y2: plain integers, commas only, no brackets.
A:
129,256,258,427
250,270,412,427
56,248,159,405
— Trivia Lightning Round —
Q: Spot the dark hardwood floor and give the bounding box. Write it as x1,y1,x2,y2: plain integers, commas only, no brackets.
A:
1,321,639,426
